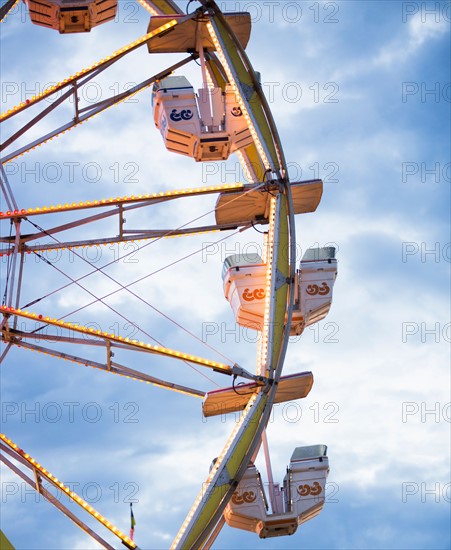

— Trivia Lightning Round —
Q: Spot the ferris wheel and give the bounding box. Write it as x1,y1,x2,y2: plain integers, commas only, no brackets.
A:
0,1,338,548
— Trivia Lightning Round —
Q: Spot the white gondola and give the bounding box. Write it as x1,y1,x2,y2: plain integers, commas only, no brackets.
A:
152,76,253,161
25,0,117,33
224,445,329,538
222,247,338,334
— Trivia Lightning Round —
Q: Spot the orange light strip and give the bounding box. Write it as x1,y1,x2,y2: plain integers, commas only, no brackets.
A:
0,305,231,373
0,19,178,121
0,433,137,548
0,183,244,219
0,0,19,23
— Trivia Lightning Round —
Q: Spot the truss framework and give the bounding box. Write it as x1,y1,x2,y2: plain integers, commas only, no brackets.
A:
0,1,301,548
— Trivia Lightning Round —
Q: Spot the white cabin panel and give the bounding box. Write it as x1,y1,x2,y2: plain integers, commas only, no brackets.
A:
222,255,266,330
291,247,338,335
225,87,253,152
197,88,214,129
224,463,267,535
153,76,201,159
284,445,329,526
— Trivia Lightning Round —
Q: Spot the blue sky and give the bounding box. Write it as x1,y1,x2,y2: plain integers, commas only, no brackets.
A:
1,1,450,549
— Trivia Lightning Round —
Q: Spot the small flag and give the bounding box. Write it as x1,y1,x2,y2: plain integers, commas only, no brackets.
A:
130,503,136,541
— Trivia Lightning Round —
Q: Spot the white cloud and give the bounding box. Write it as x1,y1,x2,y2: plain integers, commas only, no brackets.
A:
365,10,449,70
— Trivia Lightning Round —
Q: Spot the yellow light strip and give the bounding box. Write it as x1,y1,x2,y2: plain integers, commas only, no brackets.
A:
0,183,243,219
257,196,276,377
0,19,178,121
135,0,160,15
7,340,202,398
0,0,19,23
236,148,255,183
0,433,137,548
205,21,271,171
0,305,231,373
